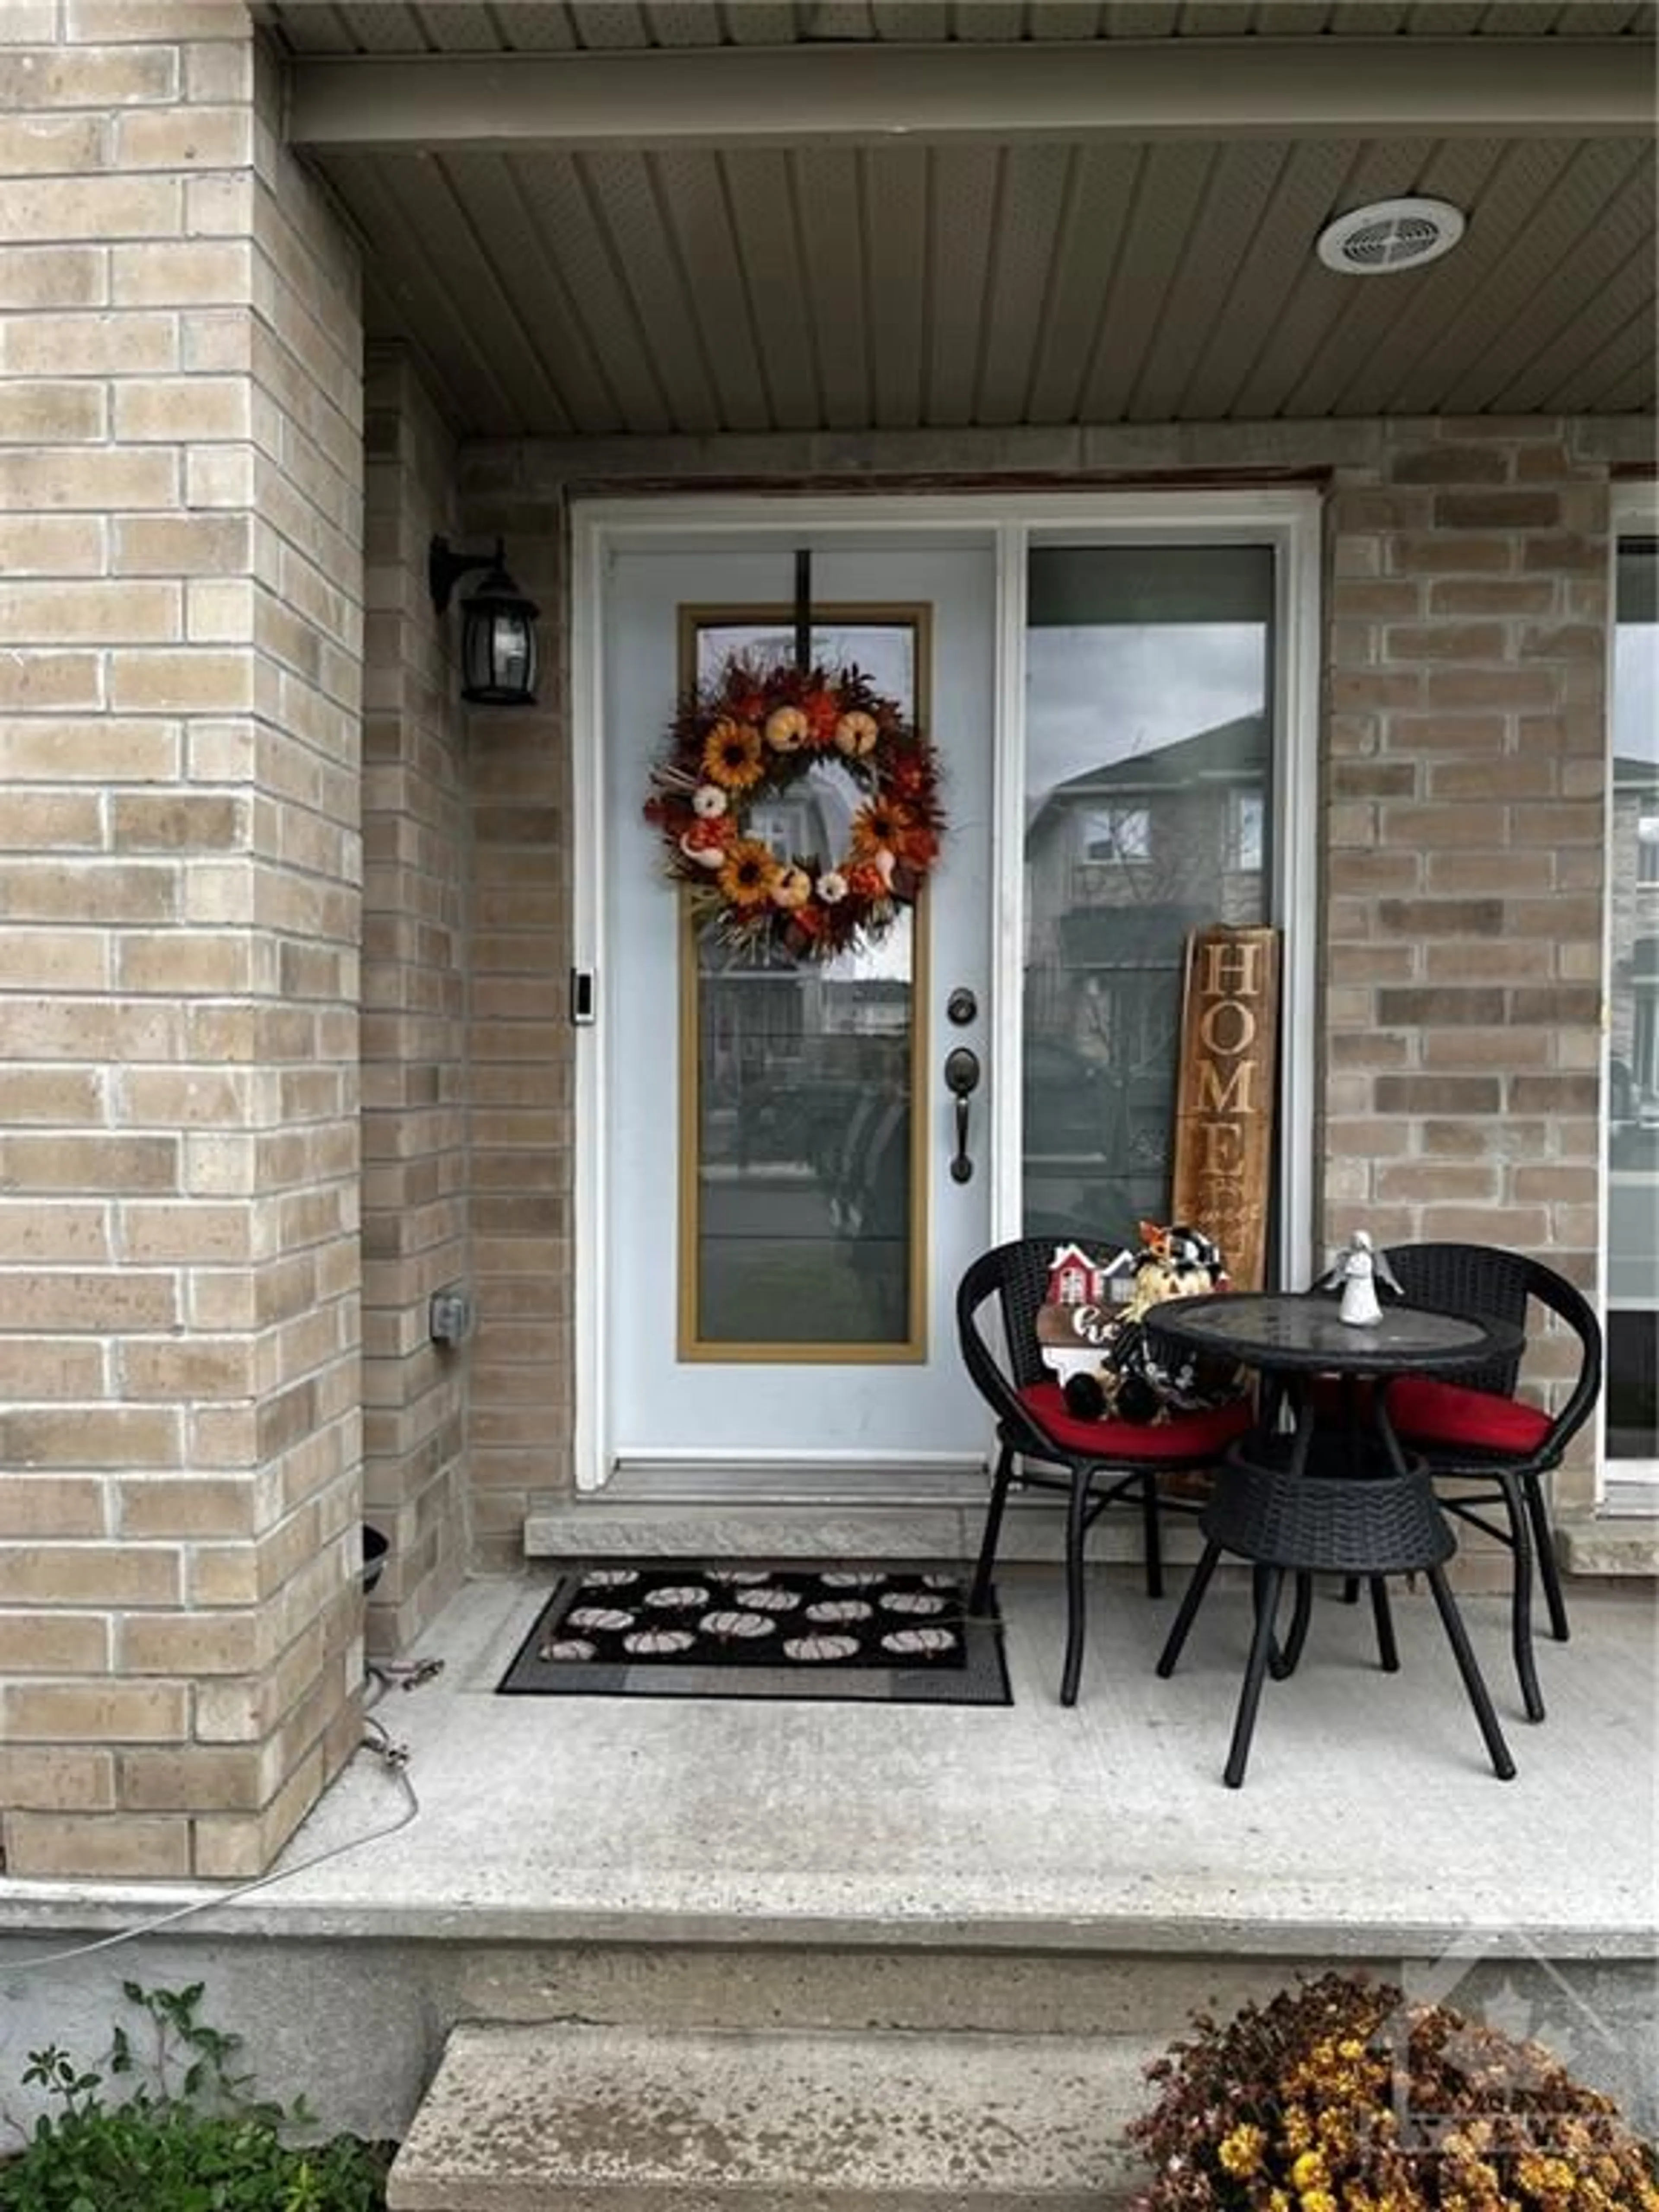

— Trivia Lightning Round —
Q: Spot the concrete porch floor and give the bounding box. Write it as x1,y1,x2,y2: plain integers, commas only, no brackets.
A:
7,1561,1652,1958
316,1563,1655,1950
3,1561,1656,2155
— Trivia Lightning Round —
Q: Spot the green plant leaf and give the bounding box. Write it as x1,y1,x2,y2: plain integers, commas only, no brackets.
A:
0,1986,392,2212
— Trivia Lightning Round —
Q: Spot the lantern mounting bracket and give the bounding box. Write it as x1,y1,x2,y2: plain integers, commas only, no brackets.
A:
429,534,506,614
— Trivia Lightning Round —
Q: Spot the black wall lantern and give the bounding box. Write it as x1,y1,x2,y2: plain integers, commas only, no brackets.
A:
428,535,540,707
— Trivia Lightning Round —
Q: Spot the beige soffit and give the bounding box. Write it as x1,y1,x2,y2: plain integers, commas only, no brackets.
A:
264,3,1658,58
270,7,1658,438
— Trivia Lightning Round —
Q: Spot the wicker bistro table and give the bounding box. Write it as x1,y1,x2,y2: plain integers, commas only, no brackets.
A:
1144,1291,1524,1788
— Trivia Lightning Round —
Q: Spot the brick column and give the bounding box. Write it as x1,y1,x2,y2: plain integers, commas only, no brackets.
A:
0,0,365,1878
458,512,569,1570
1324,418,1607,1505
360,345,470,1652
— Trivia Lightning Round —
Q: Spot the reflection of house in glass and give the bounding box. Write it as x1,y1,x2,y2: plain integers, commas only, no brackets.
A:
694,927,917,1349
1606,746,1659,1459
698,931,912,1152
1023,714,1266,1212
699,759,912,1180
747,760,856,885
1608,748,1659,1124
1604,537,1658,1474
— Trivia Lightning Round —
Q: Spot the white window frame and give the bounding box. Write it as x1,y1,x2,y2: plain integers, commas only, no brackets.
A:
569,489,1320,1492
1078,803,1153,866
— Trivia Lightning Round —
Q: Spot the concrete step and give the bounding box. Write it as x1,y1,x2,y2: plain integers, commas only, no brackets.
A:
522,1488,1238,1552
1557,1513,1659,1576
386,2021,1146,2210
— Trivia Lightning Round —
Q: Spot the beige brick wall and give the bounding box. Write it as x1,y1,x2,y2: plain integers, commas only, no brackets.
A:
457,414,1646,1541
360,344,470,1646
1325,420,1611,1508
462,529,567,1573
0,9,1642,1874
0,0,365,1880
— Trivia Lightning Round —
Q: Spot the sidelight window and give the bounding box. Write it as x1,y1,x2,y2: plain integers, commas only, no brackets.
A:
1605,521,1659,1500
1022,543,1276,1246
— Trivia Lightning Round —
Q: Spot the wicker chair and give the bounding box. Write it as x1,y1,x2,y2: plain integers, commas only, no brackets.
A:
1379,1242,1603,1723
957,1235,1252,1707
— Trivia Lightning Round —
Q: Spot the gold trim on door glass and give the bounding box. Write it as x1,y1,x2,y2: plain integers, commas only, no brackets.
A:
675,602,932,1366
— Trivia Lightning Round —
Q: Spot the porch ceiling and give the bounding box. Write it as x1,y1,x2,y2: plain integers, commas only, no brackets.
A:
267,3,1658,440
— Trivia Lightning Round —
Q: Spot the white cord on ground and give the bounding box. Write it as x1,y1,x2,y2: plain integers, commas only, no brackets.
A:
1,1723,423,1978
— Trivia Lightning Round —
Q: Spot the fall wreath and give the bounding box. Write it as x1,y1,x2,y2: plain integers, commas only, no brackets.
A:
642,657,944,961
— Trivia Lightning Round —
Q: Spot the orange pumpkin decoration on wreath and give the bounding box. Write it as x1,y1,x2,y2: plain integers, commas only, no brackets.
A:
643,655,944,961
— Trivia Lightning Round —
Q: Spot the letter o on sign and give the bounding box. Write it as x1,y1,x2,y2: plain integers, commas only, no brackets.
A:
1198,998,1258,1055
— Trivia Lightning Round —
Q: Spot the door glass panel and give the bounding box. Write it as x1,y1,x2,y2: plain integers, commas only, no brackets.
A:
1606,534,1659,1476
1022,545,1274,1241
680,612,925,1360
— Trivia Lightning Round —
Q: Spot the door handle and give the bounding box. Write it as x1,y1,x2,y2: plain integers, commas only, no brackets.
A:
944,1046,981,1185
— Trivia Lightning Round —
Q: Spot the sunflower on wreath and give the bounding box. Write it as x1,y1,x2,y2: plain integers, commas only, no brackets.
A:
642,655,945,961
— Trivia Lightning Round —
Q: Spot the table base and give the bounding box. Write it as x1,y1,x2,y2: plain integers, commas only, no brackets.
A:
1157,1446,1516,1788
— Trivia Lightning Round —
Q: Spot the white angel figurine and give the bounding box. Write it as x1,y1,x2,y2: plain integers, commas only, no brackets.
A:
1318,1228,1402,1326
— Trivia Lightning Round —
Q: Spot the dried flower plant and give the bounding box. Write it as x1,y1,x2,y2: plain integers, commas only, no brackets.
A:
1128,1970,1658,2212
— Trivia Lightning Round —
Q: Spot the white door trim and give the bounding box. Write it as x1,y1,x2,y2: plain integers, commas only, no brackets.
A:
570,489,1323,1494
989,520,1031,1250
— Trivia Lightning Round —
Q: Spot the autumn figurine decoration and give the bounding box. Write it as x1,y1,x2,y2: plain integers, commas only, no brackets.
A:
643,656,944,961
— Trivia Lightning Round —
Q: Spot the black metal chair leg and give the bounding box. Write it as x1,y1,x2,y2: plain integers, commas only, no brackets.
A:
1224,1566,1284,1789
1340,1575,1361,1605
1369,1576,1399,1672
1498,1471,1546,1723
1140,1471,1164,1600
1523,1472,1571,1644
1156,1539,1221,1677
1270,1570,1313,1679
1425,1564,1517,1781
1058,1464,1093,1708
969,1446,1014,1615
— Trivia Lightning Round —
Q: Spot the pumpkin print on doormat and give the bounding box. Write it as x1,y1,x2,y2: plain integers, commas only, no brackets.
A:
496,1562,1012,1706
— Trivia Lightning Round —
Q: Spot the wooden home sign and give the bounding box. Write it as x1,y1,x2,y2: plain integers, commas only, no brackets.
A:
1170,925,1281,1293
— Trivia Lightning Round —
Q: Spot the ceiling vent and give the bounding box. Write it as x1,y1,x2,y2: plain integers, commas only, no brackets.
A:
1315,197,1466,277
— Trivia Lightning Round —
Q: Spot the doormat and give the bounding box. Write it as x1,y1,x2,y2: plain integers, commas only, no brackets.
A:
496,1562,1012,1707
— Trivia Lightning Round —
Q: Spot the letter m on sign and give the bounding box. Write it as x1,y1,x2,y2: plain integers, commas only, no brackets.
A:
1170,925,1281,1293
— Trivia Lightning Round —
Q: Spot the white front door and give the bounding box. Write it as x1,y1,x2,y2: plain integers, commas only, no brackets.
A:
597,536,997,1492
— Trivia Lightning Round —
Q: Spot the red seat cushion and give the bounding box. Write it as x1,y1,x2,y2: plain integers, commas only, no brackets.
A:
1386,1376,1552,1456
1017,1383,1252,1463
